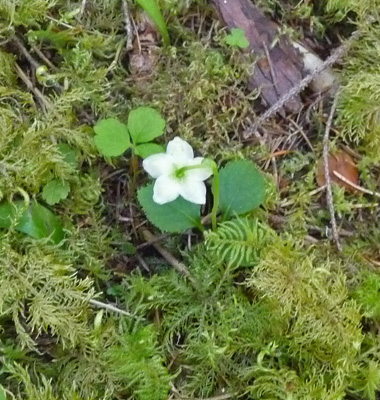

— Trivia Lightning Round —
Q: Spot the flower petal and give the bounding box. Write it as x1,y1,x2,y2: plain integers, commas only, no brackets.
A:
179,179,207,204
186,157,213,181
166,137,194,162
153,175,180,204
143,153,174,179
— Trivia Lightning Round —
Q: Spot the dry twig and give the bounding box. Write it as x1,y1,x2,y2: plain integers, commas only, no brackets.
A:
79,0,87,18
89,299,132,317
15,63,52,111
323,95,342,251
243,30,360,139
332,170,380,198
122,0,134,51
141,229,198,288
175,394,234,400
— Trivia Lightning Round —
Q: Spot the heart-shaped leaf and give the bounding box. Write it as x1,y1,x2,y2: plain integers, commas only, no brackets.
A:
94,118,131,157
128,107,165,144
138,184,201,232
219,160,266,218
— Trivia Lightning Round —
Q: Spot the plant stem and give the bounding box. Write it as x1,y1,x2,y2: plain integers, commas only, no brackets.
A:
210,163,220,231
129,151,139,198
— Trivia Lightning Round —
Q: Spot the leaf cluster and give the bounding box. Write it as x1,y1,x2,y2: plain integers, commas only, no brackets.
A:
94,107,165,158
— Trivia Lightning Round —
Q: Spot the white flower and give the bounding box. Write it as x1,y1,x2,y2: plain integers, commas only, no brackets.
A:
143,137,213,205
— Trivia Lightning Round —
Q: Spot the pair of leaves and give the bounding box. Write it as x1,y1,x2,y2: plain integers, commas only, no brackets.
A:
0,200,64,244
138,160,266,232
94,107,165,158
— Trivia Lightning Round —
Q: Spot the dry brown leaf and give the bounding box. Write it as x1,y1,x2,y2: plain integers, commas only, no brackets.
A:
316,150,359,193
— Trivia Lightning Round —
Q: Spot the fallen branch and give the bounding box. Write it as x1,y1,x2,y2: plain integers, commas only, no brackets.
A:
323,94,342,251
243,30,360,139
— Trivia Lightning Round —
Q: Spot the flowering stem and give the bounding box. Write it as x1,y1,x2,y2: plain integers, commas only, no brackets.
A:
210,162,219,231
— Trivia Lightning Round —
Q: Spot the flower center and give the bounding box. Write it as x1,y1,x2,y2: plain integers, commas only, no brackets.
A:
174,166,187,180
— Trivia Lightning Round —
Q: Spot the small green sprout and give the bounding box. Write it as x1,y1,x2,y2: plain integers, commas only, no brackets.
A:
224,28,250,49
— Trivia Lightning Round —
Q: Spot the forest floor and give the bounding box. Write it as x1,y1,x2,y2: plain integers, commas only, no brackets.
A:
1,1,380,399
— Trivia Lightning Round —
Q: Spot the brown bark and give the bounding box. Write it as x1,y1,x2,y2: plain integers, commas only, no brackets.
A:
211,0,305,114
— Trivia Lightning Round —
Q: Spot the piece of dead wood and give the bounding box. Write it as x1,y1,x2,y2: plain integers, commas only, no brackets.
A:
211,0,304,114
128,12,160,83
243,29,360,139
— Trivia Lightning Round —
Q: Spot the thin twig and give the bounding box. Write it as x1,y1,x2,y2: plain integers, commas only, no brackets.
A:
280,185,326,207
323,95,342,251
136,232,169,250
332,170,380,198
13,36,40,69
136,253,150,272
122,0,134,51
79,0,87,18
15,63,52,111
288,119,314,151
141,229,198,288
89,299,132,317
243,30,360,139
175,394,234,400
30,44,58,70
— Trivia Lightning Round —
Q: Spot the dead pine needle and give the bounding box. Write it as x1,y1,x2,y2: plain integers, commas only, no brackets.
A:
89,299,132,317
323,95,342,252
332,170,380,198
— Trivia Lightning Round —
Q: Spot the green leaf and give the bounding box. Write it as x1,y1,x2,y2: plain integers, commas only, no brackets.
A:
0,386,6,400
94,118,131,157
224,28,249,48
135,0,170,46
107,284,124,297
27,29,77,48
138,184,201,232
128,107,165,144
42,179,70,205
135,143,165,158
121,242,137,255
0,201,64,244
219,160,265,218
57,143,79,167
